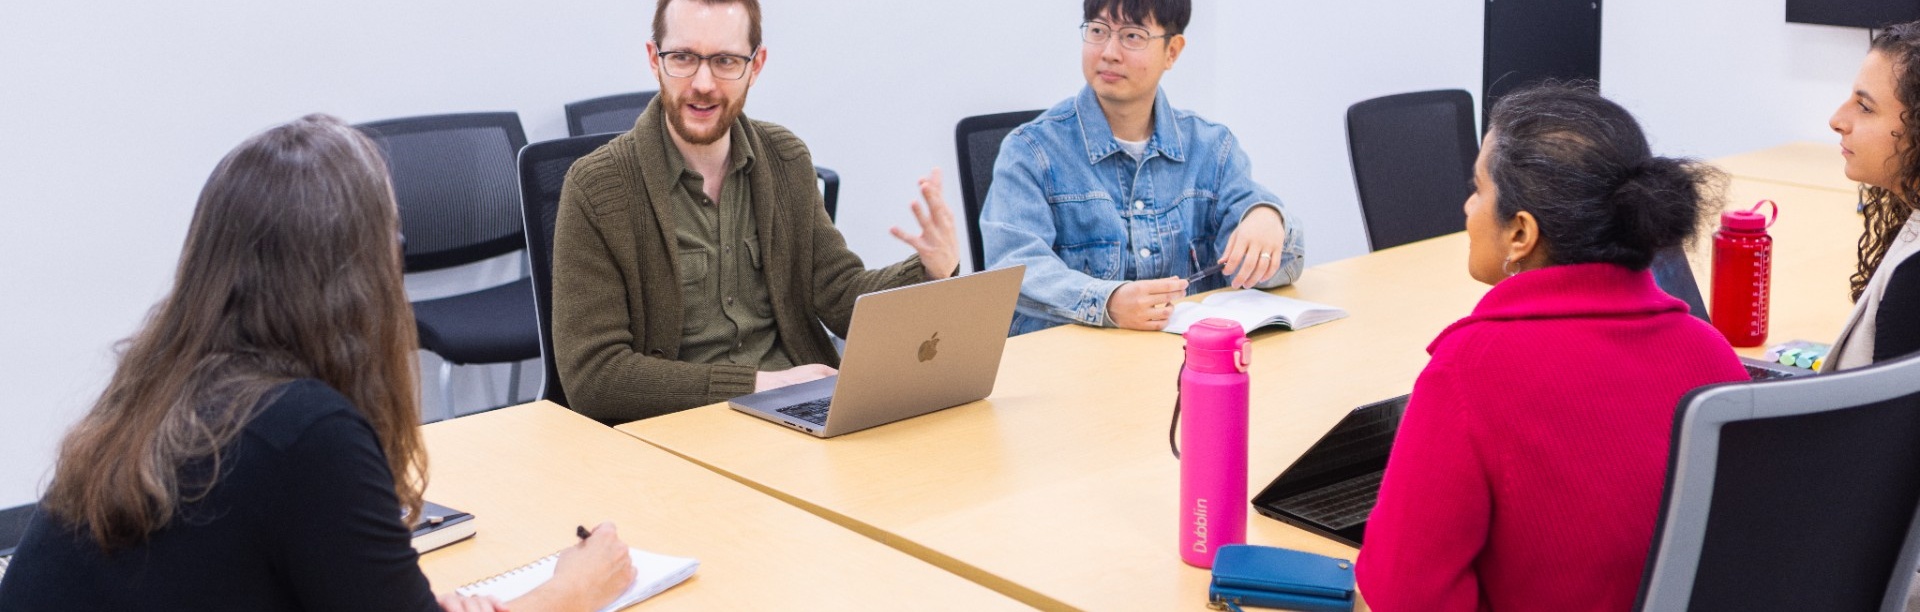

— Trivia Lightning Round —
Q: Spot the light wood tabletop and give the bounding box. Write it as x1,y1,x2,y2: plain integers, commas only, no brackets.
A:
627,247,1456,611
610,147,1870,611
414,402,1030,611
1709,140,1857,194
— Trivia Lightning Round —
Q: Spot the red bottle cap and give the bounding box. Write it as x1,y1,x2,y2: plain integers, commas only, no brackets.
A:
1722,199,1777,232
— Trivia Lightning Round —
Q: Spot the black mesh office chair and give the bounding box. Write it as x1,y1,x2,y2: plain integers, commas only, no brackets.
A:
1635,352,1920,611
1345,89,1478,251
356,112,536,421
814,165,839,221
564,91,658,137
562,91,841,220
516,132,618,409
955,110,1043,273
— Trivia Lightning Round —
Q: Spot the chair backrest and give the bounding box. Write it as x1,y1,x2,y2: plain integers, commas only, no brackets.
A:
564,91,658,137
815,166,839,222
564,92,841,222
356,112,529,272
1636,352,1920,611
955,110,1044,273
1345,89,1477,252
517,132,619,408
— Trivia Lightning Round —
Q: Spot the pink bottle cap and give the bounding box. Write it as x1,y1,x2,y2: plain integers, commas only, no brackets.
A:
1722,199,1778,231
1184,318,1250,374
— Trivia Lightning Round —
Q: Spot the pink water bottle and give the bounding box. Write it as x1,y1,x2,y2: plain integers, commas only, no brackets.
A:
1179,318,1250,568
1710,200,1777,347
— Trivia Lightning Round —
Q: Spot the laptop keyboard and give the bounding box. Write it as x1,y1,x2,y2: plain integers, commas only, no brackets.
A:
1744,363,1798,381
776,397,832,426
1273,470,1385,531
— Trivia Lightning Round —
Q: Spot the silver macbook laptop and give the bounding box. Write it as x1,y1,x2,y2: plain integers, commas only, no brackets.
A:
728,265,1024,437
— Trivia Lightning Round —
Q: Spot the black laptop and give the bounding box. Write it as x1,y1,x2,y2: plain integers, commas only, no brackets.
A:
1647,247,1815,380
1250,395,1407,548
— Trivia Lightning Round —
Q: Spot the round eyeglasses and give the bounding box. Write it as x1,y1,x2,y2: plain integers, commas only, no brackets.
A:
655,49,756,80
1081,21,1173,51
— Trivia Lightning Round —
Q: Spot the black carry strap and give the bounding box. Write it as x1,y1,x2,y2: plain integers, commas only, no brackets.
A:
1170,357,1185,459
1206,598,1246,612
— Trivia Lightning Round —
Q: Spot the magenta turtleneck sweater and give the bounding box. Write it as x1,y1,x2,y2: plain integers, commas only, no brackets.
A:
1357,263,1746,612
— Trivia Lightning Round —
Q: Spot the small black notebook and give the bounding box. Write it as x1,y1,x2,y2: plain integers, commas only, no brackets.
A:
411,501,477,553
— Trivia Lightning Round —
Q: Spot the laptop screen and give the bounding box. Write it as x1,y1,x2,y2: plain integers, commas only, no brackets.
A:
1649,246,1710,323
1251,394,1408,547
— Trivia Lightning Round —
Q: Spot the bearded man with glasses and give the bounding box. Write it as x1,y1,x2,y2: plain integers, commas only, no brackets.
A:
980,0,1307,335
551,0,961,422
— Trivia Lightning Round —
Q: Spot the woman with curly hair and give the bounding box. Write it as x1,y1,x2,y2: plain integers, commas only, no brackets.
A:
1826,22,1920,371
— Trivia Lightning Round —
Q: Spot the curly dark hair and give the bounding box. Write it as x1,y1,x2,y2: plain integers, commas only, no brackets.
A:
1856,24,1920,301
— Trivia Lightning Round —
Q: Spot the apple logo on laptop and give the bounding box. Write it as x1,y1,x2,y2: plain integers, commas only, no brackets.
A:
918,332,940,362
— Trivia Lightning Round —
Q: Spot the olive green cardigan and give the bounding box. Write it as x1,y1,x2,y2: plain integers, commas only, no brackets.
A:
551,100,926,423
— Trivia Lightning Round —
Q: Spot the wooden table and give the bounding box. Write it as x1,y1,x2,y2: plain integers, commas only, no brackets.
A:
1698,179,1860,352
1710,140,1856,194
414,402,1029,610
612,145,1868,611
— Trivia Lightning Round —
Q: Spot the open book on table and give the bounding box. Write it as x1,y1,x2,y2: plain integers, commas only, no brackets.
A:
1163,289,1348,335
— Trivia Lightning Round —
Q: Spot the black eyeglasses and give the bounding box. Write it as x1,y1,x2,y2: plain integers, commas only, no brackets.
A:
655,49,757,80
1081,21,1173,51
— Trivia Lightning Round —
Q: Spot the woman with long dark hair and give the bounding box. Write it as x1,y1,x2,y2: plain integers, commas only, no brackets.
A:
1825,22,1920,371
0,115,635,612
1355,84,1747,611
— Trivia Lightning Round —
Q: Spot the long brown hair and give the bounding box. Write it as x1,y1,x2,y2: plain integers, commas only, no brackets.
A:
43,114,426,551
1859,23,1920,301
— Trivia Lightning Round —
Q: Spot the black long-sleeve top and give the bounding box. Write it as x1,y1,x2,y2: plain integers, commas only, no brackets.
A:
1874,257,1920,363
0,379,438,612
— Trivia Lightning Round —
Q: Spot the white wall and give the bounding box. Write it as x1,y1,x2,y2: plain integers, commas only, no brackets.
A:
1208,0,1486,263
1603,0,1868,159
0,0,1884,508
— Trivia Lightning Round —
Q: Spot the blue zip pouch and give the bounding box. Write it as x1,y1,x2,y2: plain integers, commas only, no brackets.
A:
1207,544,1356,612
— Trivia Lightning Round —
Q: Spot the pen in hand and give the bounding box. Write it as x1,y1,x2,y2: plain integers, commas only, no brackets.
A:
576,525,592,541
1186,263,1224,284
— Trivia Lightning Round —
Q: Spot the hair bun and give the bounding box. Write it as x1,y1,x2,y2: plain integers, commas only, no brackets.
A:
1486,83,1724,270
1609,163,1650,198
1606,157,1719,256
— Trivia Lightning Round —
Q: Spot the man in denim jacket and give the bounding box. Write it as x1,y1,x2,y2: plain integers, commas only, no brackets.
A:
980,0,1305,336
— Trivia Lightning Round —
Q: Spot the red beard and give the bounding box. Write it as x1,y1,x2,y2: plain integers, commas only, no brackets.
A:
665,89,748,145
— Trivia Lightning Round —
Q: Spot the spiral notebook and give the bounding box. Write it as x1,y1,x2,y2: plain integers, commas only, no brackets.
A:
457,546,698,610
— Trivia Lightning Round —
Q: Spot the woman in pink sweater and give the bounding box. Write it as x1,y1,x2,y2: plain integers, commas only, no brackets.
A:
1355,84,1748,611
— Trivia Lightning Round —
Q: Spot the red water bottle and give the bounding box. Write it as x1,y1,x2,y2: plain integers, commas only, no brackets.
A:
1710,200,1777,347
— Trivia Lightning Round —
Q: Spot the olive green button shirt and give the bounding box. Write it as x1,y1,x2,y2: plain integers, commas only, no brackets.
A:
551,97,930,422
662,130,793,371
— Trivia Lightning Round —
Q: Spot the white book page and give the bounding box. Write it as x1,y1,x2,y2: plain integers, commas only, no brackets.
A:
1163,290,1347,334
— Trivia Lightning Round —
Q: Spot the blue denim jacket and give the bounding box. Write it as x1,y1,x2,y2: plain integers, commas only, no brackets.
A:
980,87,1306,335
